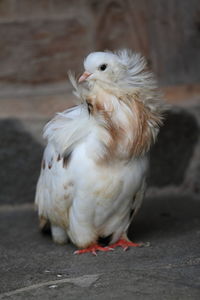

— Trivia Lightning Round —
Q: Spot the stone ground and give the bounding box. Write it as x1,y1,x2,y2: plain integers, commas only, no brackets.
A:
0,94,200,299
0,193,200,300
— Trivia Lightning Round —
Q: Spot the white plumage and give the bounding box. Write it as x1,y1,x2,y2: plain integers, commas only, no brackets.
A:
35,49,164,253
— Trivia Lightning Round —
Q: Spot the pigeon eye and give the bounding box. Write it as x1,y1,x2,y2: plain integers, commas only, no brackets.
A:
99,64,107,71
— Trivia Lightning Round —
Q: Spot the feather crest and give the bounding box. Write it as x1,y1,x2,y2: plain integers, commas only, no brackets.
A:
114,49,157,90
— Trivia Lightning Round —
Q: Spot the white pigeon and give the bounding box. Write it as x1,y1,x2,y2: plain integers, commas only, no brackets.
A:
35,49,164,254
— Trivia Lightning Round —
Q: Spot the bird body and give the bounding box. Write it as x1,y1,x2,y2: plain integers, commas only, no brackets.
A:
35,50,164,252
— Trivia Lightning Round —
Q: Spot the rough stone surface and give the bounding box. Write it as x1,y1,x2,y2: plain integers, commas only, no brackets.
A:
0,93,75,119
0,0,200,91
0,18,91,84
0,193,200,299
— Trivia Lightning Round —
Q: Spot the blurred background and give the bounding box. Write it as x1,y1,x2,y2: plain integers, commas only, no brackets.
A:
0,0,200,204
1,2,200,296
0,0,200,117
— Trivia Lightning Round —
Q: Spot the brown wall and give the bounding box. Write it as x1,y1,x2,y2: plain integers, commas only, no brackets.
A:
0,0,200,88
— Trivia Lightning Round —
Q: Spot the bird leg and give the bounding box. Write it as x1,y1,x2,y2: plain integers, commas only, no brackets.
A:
74,244,114,256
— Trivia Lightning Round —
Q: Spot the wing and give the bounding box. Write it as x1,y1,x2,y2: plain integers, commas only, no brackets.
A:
43,104,92,155
35,104,93,228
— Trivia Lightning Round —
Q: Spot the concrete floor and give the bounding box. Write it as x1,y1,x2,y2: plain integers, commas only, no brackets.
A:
0,193,200,300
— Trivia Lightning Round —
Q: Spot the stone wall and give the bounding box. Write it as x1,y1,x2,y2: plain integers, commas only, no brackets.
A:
0,0,200,90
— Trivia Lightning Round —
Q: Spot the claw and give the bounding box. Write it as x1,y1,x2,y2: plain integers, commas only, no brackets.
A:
123,246,128,251
138,241,151,248
108,247,114,251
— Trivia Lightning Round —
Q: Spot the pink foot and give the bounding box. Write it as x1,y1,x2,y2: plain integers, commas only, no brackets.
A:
74,244,114,256
109,239,141,251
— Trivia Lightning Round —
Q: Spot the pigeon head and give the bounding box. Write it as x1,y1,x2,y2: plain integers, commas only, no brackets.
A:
78,51,122,84
78,50,156,91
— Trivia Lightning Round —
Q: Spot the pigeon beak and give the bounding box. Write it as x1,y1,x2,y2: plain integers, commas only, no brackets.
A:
78,71,92,83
